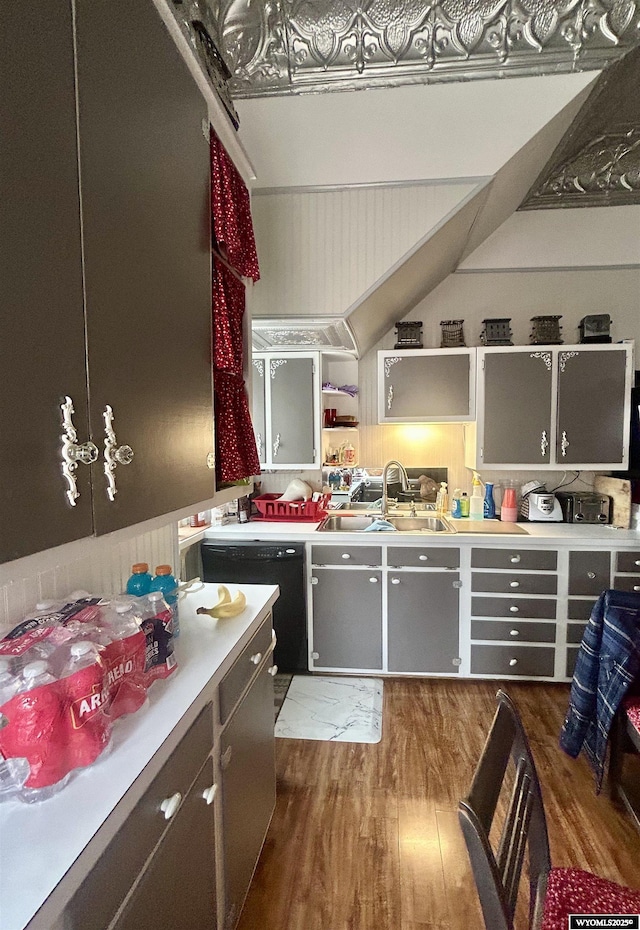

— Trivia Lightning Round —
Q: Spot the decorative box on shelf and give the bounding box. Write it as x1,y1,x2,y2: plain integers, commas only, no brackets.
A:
440,320,466,347
480,318,513,346
530,315,563,345
394,321,423,349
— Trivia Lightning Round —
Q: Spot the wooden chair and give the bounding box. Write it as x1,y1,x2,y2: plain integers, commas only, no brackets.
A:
608,694,640,834
458,690,640,930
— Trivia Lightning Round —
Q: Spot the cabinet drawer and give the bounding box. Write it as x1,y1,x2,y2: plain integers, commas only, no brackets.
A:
471,645,555,678
568,550,610,596
311,545,381,566
471,596,556,620
471,572,557,595
66,703,213,930
567,623,587,645
470,548,557,571
567,599,596,621
616,551,640,573
219,619,273,725
470,619,556,644
613,575,640,593
387,546,460,569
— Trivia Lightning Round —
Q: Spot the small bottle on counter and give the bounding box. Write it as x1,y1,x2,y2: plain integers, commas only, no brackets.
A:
460,492,470,517
470,473,484,520
237,496,251,524
126,563,153,597
450,489,462,518
150,566,180,638
484,482,496,519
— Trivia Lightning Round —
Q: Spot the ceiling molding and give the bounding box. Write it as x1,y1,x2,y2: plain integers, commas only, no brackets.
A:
207,0,640,98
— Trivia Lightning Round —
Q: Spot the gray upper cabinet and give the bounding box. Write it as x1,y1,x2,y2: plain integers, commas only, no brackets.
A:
468,344,634,470
1,0,215,562
0,1,93,563
252,353,321,469
378,349,475,423
76,0,214,534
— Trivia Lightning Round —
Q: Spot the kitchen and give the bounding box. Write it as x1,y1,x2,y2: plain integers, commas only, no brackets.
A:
2,1,640,929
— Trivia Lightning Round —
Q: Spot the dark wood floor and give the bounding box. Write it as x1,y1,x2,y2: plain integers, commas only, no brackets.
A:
238,678,640,930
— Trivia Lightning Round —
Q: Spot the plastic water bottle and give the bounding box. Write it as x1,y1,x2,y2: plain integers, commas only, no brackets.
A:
484,482,496,519
126,563,153,597
150,566,179,638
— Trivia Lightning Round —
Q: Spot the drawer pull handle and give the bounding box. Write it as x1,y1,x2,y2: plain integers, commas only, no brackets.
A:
509,658,518,667
369,577,379,583
202,784,217,805
587,571,596,579
510,555,521,564
510,581,520,588
510,629,520,636
635,560,640,567
268,664,278,676
250,652,262,665
341,553,351,560
221,745,233,769
391,578,400,585
509,606,519,613
634,586,640,592
160,792,182,820
418,555,428,561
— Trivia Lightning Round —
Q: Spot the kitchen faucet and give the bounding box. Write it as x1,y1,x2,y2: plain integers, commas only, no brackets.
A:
381,460,410,518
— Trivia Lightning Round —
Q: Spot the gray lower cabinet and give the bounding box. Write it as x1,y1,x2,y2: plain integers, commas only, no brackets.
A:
221,659,276,930
378,349,475,422
65,704,216,930
310,569,383,669
387,571,460,673
253,353,320,468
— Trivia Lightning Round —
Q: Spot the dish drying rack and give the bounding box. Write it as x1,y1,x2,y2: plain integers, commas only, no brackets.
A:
253,493,330,522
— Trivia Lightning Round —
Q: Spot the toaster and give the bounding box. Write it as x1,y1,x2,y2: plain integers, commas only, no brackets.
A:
556,491,611,524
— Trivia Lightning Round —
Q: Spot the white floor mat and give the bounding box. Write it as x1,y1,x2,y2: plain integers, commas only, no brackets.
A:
274,675,383,743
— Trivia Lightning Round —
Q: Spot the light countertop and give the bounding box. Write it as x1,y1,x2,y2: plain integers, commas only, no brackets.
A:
0,582,279,930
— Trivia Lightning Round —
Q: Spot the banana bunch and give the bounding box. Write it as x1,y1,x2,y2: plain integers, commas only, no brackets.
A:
196,585,247,619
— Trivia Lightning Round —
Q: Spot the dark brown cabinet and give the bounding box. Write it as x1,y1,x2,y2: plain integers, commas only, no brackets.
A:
1,0,214,563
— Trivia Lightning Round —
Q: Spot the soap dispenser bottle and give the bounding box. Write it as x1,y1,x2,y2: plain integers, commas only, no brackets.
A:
436,481,448,514
470,472,484,519
483,481,496,519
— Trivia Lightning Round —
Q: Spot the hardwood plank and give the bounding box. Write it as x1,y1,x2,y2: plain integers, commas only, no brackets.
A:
237,679,640,930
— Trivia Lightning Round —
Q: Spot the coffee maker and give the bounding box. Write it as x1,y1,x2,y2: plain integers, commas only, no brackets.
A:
519,480,563,522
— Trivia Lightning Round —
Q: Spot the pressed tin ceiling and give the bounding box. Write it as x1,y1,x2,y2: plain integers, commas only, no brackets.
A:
205,0,640,96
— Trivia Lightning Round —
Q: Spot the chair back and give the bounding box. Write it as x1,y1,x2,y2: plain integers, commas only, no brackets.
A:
458,690,552,930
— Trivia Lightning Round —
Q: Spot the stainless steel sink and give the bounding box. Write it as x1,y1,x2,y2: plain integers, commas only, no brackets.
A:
317,514,455,533
335,501,435,514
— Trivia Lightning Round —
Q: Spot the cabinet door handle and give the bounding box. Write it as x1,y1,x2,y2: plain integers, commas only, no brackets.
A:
419,555,428,561
509,605,519,613
160,792,182,820
255,432,263,460
369,577,379,583
268,664,278,676
250,652,262,665
103,405,134,501
60,396,99,507
510,555,521,564
391,578,400,585
221,745,233,769
587,571,596,579
509,658,518,667
387,383,394,411
273,432,281,458
341,553,351,560
560,430,569,457
510,581,520,588
202,784,217,805
540,430,548,457
510,629,520,637
206,452,215,469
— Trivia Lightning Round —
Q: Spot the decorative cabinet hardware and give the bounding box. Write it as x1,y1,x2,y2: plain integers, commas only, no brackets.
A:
267,664,278,676
560,430,570,457
510,605,519,613
160,792,182,820
391,578,400,585
387,384,394,411
311,577,318,585
60,396,98,507
272,432,281,458
509,658,518,667
419,554,429,561
369,577,379,583
250,652,262,665
587,571,596,579
510,629,520,637
255,432,263,460
341,553,351,560
540,430,549,457
510,581,520,588
311,651,319,660
103,405,133,502
510,555,521,564
202,784,217,805
206,452,215,469
453,580,463,589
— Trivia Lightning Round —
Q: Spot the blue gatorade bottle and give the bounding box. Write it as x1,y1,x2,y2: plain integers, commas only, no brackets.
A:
126,563,153,597
150,565,180,638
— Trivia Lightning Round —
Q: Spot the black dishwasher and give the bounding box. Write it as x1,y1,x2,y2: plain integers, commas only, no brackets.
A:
200,541,308,673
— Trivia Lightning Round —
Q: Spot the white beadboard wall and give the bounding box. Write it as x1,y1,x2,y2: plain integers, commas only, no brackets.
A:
250,181,477,319
0,523,178,638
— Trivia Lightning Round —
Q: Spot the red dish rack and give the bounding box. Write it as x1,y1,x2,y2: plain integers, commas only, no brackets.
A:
252,493,330,522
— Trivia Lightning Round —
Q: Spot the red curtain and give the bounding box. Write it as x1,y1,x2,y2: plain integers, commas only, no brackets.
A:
210,130,261,483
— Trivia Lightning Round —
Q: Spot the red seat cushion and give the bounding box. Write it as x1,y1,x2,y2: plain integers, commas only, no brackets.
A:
542,868,640,929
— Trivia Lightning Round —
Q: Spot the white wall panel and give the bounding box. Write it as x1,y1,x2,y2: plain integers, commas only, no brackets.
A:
251,181,476,320
0,523,178,637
